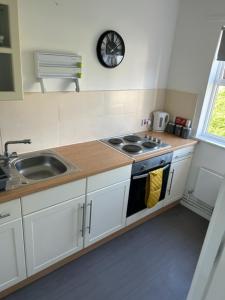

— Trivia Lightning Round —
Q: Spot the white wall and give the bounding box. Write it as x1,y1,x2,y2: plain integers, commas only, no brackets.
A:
18,0,179,92
167,0,225,206
0,0,181,154
168,0,225,94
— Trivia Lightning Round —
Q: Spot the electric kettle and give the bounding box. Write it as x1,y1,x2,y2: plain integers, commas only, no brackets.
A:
152,111,170,132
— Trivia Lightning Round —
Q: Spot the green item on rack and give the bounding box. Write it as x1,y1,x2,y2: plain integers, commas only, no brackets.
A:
76,72,82,78
76,62,82,68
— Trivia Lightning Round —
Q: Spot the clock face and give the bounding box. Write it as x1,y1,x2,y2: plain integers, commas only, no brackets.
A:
97,30,125,68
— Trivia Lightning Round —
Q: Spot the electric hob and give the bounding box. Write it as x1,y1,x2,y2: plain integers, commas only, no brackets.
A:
101,134,171,157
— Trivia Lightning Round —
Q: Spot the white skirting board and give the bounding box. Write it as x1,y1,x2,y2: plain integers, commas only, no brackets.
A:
181,194,213,221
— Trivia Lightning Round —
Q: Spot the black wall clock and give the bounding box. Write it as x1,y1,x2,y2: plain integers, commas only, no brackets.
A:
97,30,125,68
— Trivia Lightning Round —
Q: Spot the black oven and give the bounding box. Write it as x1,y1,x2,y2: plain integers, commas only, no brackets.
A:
126,152,173,217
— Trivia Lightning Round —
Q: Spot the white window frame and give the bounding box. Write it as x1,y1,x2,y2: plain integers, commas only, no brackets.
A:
197,60,225,147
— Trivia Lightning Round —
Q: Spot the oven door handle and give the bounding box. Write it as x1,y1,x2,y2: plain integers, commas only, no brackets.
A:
133,173,149,180
132,164,170,180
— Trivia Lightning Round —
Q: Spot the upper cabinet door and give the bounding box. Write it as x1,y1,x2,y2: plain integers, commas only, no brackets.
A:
0,0,23,100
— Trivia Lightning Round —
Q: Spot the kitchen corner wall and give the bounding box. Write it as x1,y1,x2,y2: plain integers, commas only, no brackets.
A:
0,89,165,154
166,0,225,207
164,89,198,121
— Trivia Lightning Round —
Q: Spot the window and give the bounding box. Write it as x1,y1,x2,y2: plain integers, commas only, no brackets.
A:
204,62,225,138
198,28,225,147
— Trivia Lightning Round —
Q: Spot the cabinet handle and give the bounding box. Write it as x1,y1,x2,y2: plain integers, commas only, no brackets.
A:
87,201,93,234
168,169,175,196
0,213,10,219
80,204,85,237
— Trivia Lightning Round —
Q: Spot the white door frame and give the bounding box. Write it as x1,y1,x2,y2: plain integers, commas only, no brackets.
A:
187,179,225,300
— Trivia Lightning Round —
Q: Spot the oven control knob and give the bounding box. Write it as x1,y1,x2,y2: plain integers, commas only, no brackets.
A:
160,160,166,164
157,139,162,144
140,165,145,171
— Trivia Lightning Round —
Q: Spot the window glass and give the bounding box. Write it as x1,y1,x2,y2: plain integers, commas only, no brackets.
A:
207,86,225,138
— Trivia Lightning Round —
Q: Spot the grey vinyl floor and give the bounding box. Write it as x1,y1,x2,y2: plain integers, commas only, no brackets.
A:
5,205,208,300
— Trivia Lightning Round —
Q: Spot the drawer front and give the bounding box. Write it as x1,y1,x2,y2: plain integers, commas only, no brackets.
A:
22,179,86,215
0,199,21,225
172,146,195,162
87,165,132,193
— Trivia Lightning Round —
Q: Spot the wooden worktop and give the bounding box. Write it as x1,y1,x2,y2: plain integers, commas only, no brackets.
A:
0,141,132,204
0,132,197,204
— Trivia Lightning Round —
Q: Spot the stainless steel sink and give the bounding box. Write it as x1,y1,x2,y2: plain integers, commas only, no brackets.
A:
14,155,68,180
8,151,78,185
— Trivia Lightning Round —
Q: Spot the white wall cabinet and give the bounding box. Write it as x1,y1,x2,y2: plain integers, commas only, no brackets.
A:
84,180,130,247
0,200,26,292
0,0,23,100
23,196,85,276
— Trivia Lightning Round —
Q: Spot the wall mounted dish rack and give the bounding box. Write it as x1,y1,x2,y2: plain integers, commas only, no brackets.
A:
35,51,82,93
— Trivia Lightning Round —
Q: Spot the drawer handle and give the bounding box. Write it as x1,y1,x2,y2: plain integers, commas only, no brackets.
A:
86,201,93,234
0,213,10,219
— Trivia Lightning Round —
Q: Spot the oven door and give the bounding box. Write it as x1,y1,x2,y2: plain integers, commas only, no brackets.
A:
126,164,170,217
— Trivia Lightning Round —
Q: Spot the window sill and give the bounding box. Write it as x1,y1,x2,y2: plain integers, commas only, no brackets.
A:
195,135,225,150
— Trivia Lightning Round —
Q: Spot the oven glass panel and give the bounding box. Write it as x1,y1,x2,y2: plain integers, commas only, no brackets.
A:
126,165,170,217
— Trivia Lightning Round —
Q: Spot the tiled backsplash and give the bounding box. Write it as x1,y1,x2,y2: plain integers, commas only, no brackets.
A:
0,89,166,154
0,88,198,154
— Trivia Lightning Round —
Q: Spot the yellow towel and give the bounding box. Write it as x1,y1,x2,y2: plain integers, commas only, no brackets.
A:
145,168,163,208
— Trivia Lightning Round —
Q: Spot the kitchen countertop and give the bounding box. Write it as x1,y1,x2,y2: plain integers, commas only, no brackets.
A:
0,141,132,204
0,132,197,204
133,131,198,162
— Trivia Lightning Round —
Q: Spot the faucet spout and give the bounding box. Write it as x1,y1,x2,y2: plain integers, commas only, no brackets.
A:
4,139,32,158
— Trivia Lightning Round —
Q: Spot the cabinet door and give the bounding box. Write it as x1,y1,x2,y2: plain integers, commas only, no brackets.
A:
0,219,26,292
85,180,130,247
23,196,85,276
0,0,23,100
167,157,192,203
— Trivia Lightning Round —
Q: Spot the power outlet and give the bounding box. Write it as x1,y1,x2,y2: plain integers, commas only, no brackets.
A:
141,118,151,127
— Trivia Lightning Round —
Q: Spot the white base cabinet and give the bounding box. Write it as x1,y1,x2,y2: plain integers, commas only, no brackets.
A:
23,196,85,276
21,166,132,276
165,146,194,205
0,166,132,291
166,157,192,203
0,219,26,292
84,180,130,247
